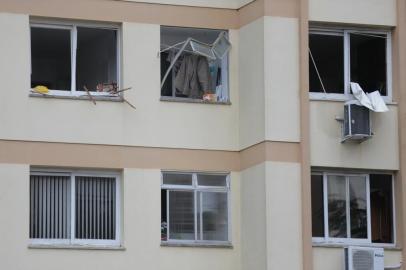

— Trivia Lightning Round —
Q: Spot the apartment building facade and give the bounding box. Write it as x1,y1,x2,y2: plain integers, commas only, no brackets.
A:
0,0,405,269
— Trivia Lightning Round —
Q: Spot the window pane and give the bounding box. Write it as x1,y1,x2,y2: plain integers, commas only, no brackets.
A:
197,174,227,187
31,27,71,90
200,192,228,241
311,174,324,237
75,176,116,240
350,33,387,95
163,173,193,186
349,176,367,239
328,175,347,238
168,191,195,240
161,189,168,241
30,175,71,239
309,33,344,93
370,174,393,243
76,27,117,92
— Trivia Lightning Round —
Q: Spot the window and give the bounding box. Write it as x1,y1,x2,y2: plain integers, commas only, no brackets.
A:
161,172,230,244
30,22,119,95
160,26,230,103
309,28,391,99
311,172,394,245
29,170,120,246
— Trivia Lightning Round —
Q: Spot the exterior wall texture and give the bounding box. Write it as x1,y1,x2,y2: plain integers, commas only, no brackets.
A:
0,0,405,269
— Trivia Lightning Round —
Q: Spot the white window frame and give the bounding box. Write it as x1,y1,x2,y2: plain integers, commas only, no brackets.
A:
312,172,396,247
29,169,121,247
30,20,121,97
161,171,231,245
309,27,392,102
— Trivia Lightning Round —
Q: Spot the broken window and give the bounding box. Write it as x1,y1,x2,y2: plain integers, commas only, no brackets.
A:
311,172,395,244
309,28,391,97
30,22,118,94
160,26,230,102
161,172,230,243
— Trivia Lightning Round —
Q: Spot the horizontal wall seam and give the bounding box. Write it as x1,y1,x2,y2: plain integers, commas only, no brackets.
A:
0,139,301,171
0,0,299,30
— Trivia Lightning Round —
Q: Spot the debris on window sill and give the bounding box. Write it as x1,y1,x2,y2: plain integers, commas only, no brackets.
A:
160,241,233,248
312,242,401,250
29,92,124,102
28,243,126,251
160,96,231,105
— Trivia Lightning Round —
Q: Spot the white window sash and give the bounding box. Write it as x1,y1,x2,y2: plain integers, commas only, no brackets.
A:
162,172,230,243
29,170,121,247
309,28,392,101
314,172,394,246
29,21,120,94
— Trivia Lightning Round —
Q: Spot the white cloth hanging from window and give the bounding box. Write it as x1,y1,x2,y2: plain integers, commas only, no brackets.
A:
350,82,388,112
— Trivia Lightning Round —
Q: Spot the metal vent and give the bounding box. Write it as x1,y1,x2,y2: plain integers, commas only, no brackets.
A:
353,249,374,270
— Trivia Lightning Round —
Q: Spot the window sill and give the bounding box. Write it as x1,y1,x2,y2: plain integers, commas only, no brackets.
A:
28,243,126,251
161,241,233,248
312,242,401,250
309,93,397,105
160,96,231,105
29,92,124,102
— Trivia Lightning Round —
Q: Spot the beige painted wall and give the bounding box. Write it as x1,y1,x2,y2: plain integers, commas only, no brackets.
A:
264,16,300,143
240,161,302,270
0,164,242,270
265,161,303,270
309,0,397,26
313,247,402,270
120,0,255,9
310,101,399,170
241,163,267,270
0,13,239,151
239,17,265,149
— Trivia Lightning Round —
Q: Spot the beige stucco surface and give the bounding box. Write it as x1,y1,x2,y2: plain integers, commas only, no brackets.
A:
313,247,402,270
120,0,255,9
310,101,399,170
0,13,239,151
239,17,266,149
241,161,303,270
309,0,396,26
239,16,301,149
264,16,300,143
0,164,242,270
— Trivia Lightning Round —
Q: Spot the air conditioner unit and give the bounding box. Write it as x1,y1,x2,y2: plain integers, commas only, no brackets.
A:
345,246,384,270
342,101,372,143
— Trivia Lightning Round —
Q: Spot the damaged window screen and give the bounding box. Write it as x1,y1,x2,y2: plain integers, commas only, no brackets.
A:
160,26,229,102
76,27,117,91
31,27,71,90
309,33,344,93
350,33,387,95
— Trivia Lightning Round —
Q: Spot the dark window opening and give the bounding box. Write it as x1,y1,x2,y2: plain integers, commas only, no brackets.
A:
31,27,71,90
160,26,229,102
161,189,167,241
370,174,393,244
76,27,117,92
311,174,324,237
309,33,344,93
350,33,387,95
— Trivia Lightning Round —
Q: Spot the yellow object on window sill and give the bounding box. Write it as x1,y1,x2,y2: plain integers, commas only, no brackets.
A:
32,85,49,94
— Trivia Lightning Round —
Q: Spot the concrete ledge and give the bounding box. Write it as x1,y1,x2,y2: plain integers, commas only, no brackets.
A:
29,93,124,102
28,244,126,251
160,96,231,105
161,241,233,248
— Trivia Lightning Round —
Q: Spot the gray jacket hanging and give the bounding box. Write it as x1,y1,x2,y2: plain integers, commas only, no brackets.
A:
174,54,212,98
